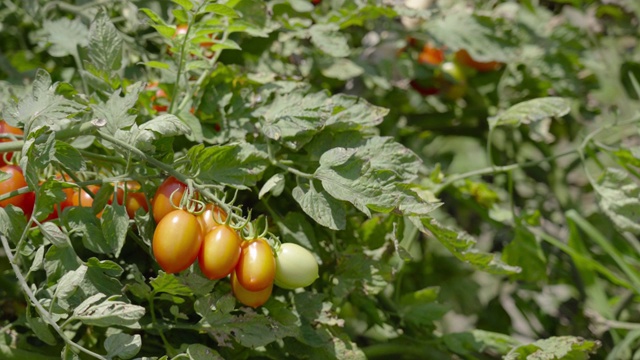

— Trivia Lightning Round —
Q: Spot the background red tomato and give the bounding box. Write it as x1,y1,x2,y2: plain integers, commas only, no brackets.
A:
153,209,203,274
0,165,34,216
455,49,502,72
235,238,276,292
115,181,148,218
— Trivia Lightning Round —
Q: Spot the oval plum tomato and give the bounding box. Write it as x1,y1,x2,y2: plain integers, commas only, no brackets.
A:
197,203,227,234
115,181,148,218
417,44,444,66
151,176,187,223
71,185,101,207
455,49,502,72
235,238,276,292
153,209,203,274
274,243,319,289
0,165,34,216
0,120,23,167
198,224,241,280
231,271,272,308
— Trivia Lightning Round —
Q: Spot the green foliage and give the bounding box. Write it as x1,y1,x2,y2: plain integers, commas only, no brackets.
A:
0,0,639,359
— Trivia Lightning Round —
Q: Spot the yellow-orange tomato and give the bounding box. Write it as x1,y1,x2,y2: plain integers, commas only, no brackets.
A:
417,44,445,66
197,203,227,234
153,209,203,274
231,271,272,308
198,224,241,280
115,182,148,218
0,120,23,167
235,239,276,292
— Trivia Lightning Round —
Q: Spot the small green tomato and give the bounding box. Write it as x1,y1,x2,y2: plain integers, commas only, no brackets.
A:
274,243,319,289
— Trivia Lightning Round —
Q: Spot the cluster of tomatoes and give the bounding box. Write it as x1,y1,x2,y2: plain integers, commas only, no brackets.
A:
406,40,503,100
151,177,319,308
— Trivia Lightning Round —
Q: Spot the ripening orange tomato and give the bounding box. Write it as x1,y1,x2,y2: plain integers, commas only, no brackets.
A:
417,44,445,66
198,224,241,280
0,120,23,167
115,181,148,218
153,209,203,274
231,271,272,308
454,49,502,72
235,238,276,292
0,165,34,216
197,203,227,234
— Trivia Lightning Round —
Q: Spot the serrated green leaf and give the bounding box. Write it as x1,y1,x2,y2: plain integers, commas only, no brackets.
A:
99,204,128,257
292,182,346,230
488,97,570,131
151,272,193,297
332,247,392,300
134,114,191,152
325,94,389,130
595,167,640,234
204,4,239,18
414,217,522,275
89,10,123,72
39,222,71,248
187,344,223,360
259,173,285,199
144,61,171,70
321,58,364,80
502,227,548,282
53,141,86,172
187,143,269,188
93,82,144,134
73,294,145,328
140,8,168,26
504,336,601,360
309,24,350,58
44,244,81,284
26,306,56,346
104,333,142,360
172,0,193,11
3,69,85,130
443,330,521,357
40,18,89,58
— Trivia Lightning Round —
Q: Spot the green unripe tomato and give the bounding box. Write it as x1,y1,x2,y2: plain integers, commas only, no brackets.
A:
274,243,319,289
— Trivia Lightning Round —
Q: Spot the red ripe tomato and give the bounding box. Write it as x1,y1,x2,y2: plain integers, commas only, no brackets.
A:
417,44,445,66
0,120,23,167
231,271,272,308
197,203,227,234
147,82,169,113
235,239,276,292
198,224,241,280
455,49,502,72
115,181,148,218
151,176,187,223
0,165,34,216
153,209,203,274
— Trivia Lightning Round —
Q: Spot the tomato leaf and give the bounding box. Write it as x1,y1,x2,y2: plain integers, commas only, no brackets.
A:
594,167,640,234
488,97,570,137
258,173,285,199
187,143,269,188
135,114,191,152
292,181,346,231
414,216,522,275
443,330,522,357
309,24,350,58
203,4,238,18
92,83,144,135
104,333,142,360
37,18,89,58
26,306,57,346
151,272,193,297
502,227,548,282
88,10,123,73
504,336,601,360
73,293,145,328
3,69,86,130
186,344,223,360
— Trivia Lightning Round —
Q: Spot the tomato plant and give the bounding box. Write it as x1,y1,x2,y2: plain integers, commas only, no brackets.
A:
152,209,203,274
417,44,445,66
0,165,34,216
455,49,502,72
231,271,272,308
151,176,187,223
198,224,241,280
274,243,319,289
235,238,276,292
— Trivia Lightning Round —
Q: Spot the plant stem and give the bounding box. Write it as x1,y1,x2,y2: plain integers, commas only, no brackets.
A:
0,234,107,360
434,148,577,195
0,121,97,153
274,162,315,179
148,293,177,357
